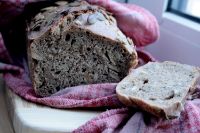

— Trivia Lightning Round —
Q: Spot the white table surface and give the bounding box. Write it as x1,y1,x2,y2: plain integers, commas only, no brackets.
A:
1,74,102,133
0,75,14,133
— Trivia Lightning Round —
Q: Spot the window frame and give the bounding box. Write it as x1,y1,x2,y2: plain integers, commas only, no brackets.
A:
167,0,200,24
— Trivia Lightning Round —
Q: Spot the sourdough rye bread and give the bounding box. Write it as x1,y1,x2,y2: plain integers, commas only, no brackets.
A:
27,0,138,97
116,61,200,119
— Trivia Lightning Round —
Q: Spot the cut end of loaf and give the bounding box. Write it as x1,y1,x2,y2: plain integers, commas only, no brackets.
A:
116,61,200,119
29,25,137,97
27,0,138,97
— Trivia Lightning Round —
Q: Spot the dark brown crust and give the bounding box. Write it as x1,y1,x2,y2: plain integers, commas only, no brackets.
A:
117,92,166,118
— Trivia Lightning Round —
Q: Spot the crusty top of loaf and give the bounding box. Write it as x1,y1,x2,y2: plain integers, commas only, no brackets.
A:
116,61,200,118
28,0,135,53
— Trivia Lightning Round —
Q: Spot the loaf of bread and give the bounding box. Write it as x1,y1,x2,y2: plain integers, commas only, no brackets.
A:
116,61,200,119
27,0,138,97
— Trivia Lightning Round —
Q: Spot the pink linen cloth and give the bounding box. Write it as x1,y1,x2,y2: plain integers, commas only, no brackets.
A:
1,1,200,133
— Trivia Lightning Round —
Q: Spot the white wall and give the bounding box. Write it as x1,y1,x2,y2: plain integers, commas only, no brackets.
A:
146,27,200,66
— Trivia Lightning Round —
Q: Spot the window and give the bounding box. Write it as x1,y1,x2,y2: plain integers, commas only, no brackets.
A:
167,0,200,23
127,0,200,66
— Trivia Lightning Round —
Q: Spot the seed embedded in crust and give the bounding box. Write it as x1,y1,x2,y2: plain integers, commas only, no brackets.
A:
96,12,106,21
87,13,98,24
68,2,81,7
56,1,68,6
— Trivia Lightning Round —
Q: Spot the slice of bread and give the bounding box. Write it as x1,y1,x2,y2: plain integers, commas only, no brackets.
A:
116,61,200,119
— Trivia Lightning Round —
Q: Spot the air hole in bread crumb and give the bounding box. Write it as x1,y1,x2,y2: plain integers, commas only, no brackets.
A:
86,31,89,35
119,60,123,64
87,48,91,51
121,87,126,89
139,88,146,92
61,10,69,16
149,98,156,100
80,81,85,84
139,88,142,91
71,39,76,44
65,34,70,41
74,14,79,19
56,86,61,91
105,51,110,62
55,71,61,74
118,72,123,77
33,59,38,65
189,74,194,78
143,79,148,84
82,68,86,72
93,57,97,61
48,89,52,94
32,26,40,31
39,81,45,88
165,91,175,100
122,52,126,57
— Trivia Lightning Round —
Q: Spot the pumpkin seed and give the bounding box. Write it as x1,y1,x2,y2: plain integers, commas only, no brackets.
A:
68,2,81,7
96,12,106,21
55,1,68,6
87,13,98,24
